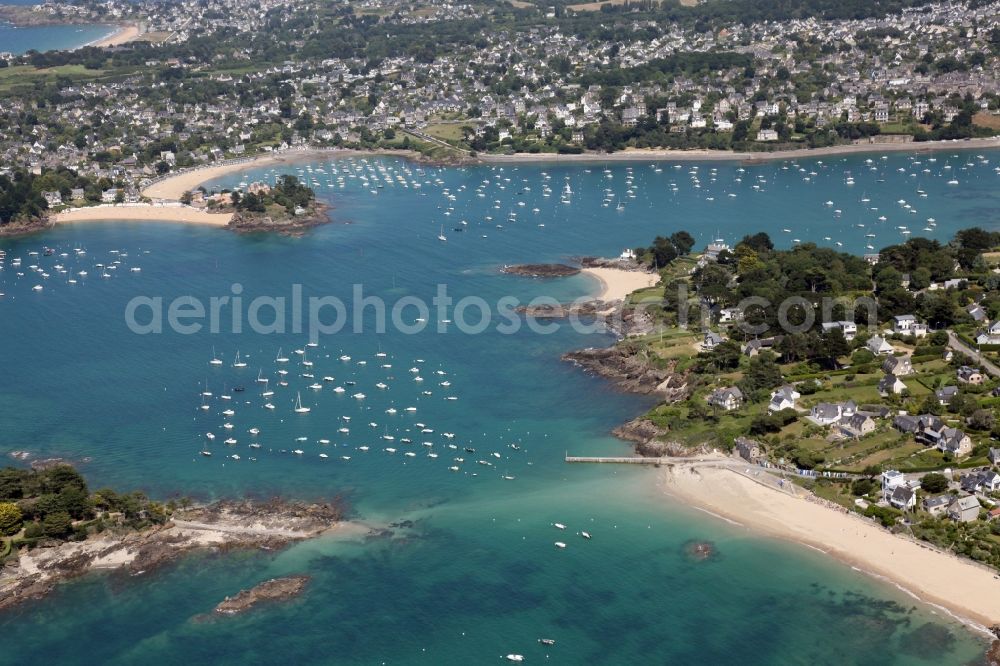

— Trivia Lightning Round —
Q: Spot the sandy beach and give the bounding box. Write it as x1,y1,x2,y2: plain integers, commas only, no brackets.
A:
90,23,141,48
480,136,1000,164
141,148,431,201
661,461,1000,631
55,204,232,226
582,267,658,301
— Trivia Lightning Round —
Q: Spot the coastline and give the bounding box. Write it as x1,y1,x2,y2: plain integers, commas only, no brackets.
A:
0,498,355,612
659,460,1000,633
141,136,1000,205
479,136,1000,164
87,22,140,48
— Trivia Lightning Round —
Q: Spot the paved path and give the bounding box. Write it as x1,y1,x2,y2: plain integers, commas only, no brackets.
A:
947,330,1000,378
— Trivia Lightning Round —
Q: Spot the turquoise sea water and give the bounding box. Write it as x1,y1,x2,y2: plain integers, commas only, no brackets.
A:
0,20,115,55
0,149,997,664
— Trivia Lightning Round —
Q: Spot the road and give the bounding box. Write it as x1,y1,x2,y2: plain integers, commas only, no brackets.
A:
946,330,1000,378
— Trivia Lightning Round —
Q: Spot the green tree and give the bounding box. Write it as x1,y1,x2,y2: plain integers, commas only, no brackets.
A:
42,511,72,538
921,473,949,494
851,478,874,496
0,501,22,535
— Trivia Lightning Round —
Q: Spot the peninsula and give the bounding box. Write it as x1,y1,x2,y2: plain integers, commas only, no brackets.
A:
557,227,1000,630
0,464,346,612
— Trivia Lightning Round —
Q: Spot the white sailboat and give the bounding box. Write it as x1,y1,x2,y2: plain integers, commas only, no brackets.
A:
437,225,447,242
233,350,247,368
209,346,223,366
294,392,311,414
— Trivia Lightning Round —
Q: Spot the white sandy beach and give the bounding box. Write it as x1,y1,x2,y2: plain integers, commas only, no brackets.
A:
55,204,232,226
661,462,1000,630
582,267,658,301
91,23,141,48
140,149,405,200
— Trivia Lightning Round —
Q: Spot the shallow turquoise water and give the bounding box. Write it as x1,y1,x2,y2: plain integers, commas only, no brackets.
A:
0,149,996,664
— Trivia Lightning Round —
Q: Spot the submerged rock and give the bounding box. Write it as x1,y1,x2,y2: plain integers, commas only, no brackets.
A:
683,540,717,562
501,263,580,277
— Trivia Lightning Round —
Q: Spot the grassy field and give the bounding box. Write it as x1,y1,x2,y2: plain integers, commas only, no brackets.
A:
973,112,1000,130
422,123,469,143
137,31,172,44
0,64,105,92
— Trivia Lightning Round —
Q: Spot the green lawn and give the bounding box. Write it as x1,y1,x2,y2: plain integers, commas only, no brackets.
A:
422,123,468,143
0,64,105,91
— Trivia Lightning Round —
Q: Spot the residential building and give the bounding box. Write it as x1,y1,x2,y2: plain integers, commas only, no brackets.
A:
881,355,912,376
877,374,907,397
734,437,763,463
707,386,743,411
956,366,984,385
949,496,982,522
866,336,894,356
768,385,800,413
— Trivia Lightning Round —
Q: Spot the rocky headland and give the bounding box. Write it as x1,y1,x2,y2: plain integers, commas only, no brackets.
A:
0,498,345,612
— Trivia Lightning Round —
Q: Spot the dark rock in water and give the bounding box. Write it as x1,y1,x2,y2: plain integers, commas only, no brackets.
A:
214,575,310,615
683,540,716,562
516,301,608,319
501,263,580,278
897,622,956,660
987,639,1000,666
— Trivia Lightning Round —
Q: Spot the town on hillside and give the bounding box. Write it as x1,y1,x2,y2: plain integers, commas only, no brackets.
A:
1,0,999,224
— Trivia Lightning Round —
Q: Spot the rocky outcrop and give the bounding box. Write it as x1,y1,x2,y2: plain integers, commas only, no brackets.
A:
987,639,1000,666
561,346,690,399
516,301,611,318
501,264,580,277
214,575,310,615
579,256,644,271
0,498,344,612
611,417,697,457
227,202,331,235
0,217,54,238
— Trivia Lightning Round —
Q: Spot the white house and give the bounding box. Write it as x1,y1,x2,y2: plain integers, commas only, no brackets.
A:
768,385,800,413
888,486,916,510
821,320,858,341
810,401,855,426
878,374,908,396
866,336,894,356
719,307,743,323
881,469,906,500
892,314,927,338
707,386,743,411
